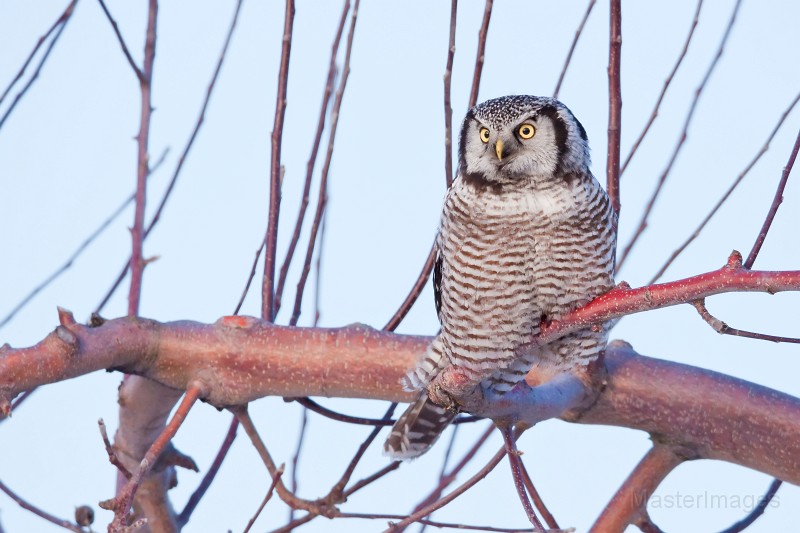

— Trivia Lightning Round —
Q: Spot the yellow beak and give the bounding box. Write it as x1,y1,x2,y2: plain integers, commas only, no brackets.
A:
495,138,504,161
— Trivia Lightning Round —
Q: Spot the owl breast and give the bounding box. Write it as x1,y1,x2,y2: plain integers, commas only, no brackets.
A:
437,172,616,393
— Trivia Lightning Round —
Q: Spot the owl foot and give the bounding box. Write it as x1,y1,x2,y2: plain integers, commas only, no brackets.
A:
473,372,590,428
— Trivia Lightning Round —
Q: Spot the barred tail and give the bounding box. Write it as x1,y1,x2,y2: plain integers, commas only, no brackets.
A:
384,393,456,460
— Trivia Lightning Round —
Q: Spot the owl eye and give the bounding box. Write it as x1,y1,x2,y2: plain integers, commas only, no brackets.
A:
518,124,535,139
479,127,491,143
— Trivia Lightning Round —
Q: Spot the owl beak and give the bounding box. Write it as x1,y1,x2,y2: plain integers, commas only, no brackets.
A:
495,139,504,161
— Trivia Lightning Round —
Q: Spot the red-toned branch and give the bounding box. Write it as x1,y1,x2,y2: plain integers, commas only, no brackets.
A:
606,0,621,214
263,0,295,322
649,89,800,283
589,444,686,533
468,0,493,108
744,127,800,269
275,0,350,315
289,0,359,326
552,0,596,99
692,299,800,344
620,0,702,177
105,382,206,531
0,479,85,533
127,0,158,317
0,0,77,131
617,0,742,271
383,242,437,331
443,0,458,187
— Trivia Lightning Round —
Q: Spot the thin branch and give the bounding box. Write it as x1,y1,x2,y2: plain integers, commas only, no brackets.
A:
127,0,158,317
289,0,360,326
519,459,559,530
339,513,542,532
499,426,545,532
744,127,800,269
243,465,285,533
692,299,800,344
620,0,703,176
96,0,144,80
274,0,349,315
262,0,296,322
606,0,622,215
105,382,206,529
383,242,437,331
232,405,337,517
287,407,307,524
0,0,78,131
589,444,685,532
553,0,596,99
94,0,243,315
386,447,507,531
649,89,800,283
0,479,85,533
443,0,458,187
293,397,393,426
233,242,265,316
98,419,132,479
177,416,239,526
617,0,742,271
717,478,782,533
468,0,493,108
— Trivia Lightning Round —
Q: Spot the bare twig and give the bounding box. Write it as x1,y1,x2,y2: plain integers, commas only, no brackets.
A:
617,0,742,271
650,90,800,283
274,0,350,315
744,127,800,269
468,0,493,108
105,382,206,529
243,465,285,533
341,513,542,532
262,0,296,322
606,0,622,215
589,444,686,532
94,0,242,316
717,478,782,533
178,416,239,526
290,0,360,326
499,426,545,532
127,0,158,317
0,479,85,533
293,397,393,426
97,0,144,80
98,419,132,479
519,459,559,530
620,0,703,176
553,0,596,99
443,0,458,187
386,447,507,531
383,242,437,331
692,299,800,344
0,0,77,131
287,407,307,523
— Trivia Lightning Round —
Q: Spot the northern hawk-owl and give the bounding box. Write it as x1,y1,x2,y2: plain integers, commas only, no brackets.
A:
384,95,617,460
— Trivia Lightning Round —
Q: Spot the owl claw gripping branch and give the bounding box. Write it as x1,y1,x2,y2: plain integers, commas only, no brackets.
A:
384,96,617,460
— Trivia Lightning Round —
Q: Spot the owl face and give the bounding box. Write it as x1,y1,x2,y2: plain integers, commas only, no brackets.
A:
458,95,590,185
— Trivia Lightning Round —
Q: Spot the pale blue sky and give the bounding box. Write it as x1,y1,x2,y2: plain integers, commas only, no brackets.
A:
1,1,799,531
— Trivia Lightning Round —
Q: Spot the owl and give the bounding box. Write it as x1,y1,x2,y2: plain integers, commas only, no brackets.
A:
384,95,617,460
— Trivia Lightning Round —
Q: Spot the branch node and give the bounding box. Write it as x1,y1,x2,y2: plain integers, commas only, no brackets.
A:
56,306,76,325
218,315,259,329
89,313,107,327
55,325,78,349
726,250,743,269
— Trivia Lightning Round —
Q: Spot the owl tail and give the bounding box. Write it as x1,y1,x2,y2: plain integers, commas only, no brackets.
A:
384,393,456,460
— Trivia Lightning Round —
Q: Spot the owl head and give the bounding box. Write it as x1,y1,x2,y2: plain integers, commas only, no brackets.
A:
458,95,590,185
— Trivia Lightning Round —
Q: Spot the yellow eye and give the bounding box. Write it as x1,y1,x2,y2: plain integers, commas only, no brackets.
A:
518,123,535,139
479,127,491,143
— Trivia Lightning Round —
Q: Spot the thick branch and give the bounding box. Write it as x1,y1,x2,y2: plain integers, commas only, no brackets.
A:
2,310,800,485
